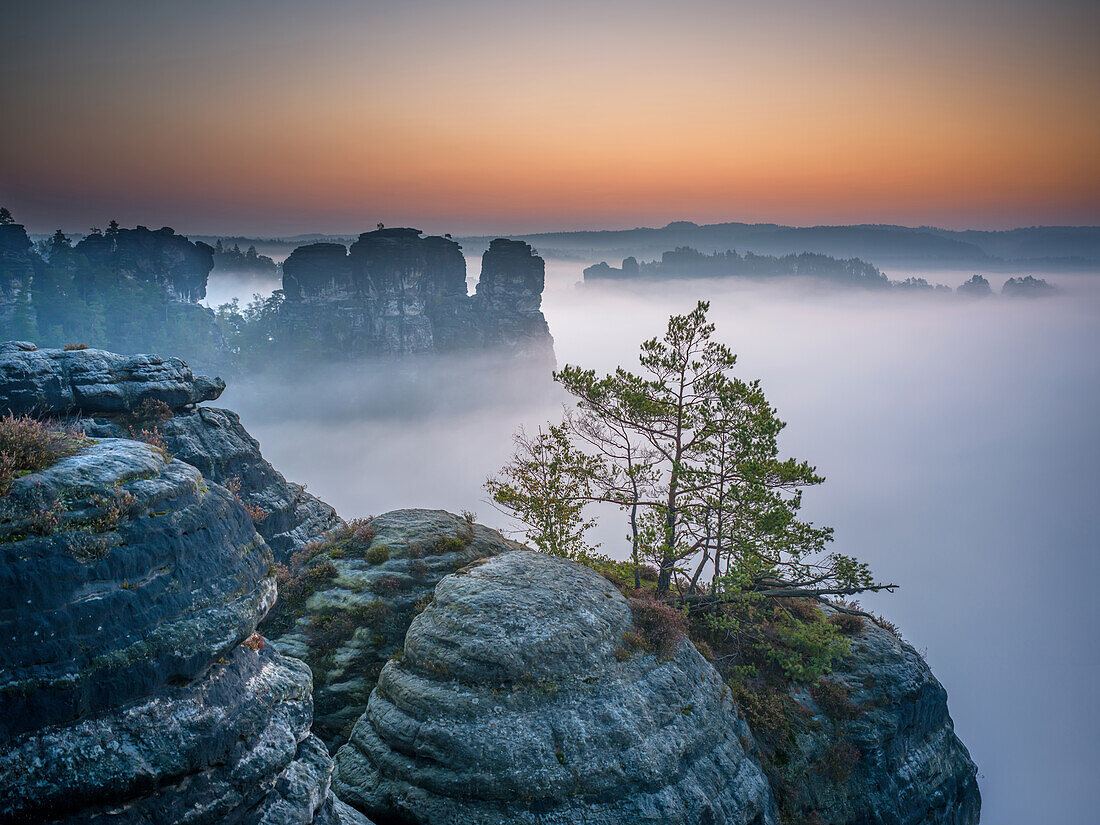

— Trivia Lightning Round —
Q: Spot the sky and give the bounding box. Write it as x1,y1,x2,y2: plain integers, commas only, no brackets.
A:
2,0,1098,236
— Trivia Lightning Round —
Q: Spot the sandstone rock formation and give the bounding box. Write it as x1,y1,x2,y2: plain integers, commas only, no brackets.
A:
333,550,778,825
0,436,368,824
472,238,552,356
0,224,37,330
74,225,214,302
762,606,980,825
262,509,517,748
278,228,552,359
0,344,339,559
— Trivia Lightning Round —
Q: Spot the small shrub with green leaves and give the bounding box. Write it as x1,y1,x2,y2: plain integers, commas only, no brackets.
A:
365,543,390,565
432,535,466,554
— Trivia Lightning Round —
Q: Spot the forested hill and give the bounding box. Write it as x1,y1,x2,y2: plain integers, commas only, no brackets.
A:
584,248,890,287
459,221,1100,269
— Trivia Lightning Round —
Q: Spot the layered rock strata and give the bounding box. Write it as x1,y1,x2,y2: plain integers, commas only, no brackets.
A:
472,238,552,356
263,509,516,748
333,550,778,825
768,606,981,825
0,343,339,559
74,225,214,303
278,228,552,358
0,437,368,824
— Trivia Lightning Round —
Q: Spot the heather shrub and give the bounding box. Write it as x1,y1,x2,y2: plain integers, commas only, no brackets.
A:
0,414,85,495
810,679,857,720
828,612,865,635
628,596,687,659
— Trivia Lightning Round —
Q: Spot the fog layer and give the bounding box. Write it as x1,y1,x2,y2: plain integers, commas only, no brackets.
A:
215,261,1100,825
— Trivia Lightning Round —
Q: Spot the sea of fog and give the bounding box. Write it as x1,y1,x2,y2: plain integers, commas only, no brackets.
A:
213,261,1100,824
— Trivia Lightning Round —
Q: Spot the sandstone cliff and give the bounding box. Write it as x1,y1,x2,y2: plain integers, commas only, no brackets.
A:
279,228,552,359
0,343,339,559
0,433,367,824
0,224,37,330
74,225,214,303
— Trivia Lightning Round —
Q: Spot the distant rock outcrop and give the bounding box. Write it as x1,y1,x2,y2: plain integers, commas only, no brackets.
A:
472,238,552,355
584,247,891,288
262,510,517,748
0,344,339,560
0,224,37,330
0,437,368,825
74,225,214,302
333,550,778,825
278,229,553,359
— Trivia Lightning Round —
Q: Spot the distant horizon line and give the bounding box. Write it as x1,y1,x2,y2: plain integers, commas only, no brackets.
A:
20,218,1100,241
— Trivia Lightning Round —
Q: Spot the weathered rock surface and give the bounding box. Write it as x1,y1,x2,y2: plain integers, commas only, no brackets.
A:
74,225,214,302
278,229,553,359
263,509,516,749
83,406,340,561
0,343,225,415
333,550,778,825
770,607,980,825
473,238,554,357
0,436,369,824
0,344,340,560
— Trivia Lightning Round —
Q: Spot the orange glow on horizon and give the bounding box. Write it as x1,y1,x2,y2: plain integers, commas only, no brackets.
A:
2,0,1097,234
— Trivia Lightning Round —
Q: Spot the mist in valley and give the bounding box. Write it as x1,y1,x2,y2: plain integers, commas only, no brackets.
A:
211,258,1100,825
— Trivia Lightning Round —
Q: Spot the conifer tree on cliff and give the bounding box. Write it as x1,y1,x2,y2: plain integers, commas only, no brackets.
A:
0,207,14,225
489,301,892,602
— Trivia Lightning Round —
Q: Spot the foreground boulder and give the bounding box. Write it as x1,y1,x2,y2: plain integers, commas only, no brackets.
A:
0,344,340,559
0,436,367,824
333,550,778,825
263,509,516,748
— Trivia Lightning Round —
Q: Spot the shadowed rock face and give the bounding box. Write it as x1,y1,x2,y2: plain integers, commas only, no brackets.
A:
0,344,340,560
473,239,553,357
333,550,778,825
74,225,213,302
282,242,355,300
770,606,981,825
0,225,38,332
0,438,271,739
278,230,552,359
263,509,517,749
0,436,370,825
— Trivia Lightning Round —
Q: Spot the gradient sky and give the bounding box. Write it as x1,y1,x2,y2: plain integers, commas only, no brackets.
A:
2,0,1098,235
